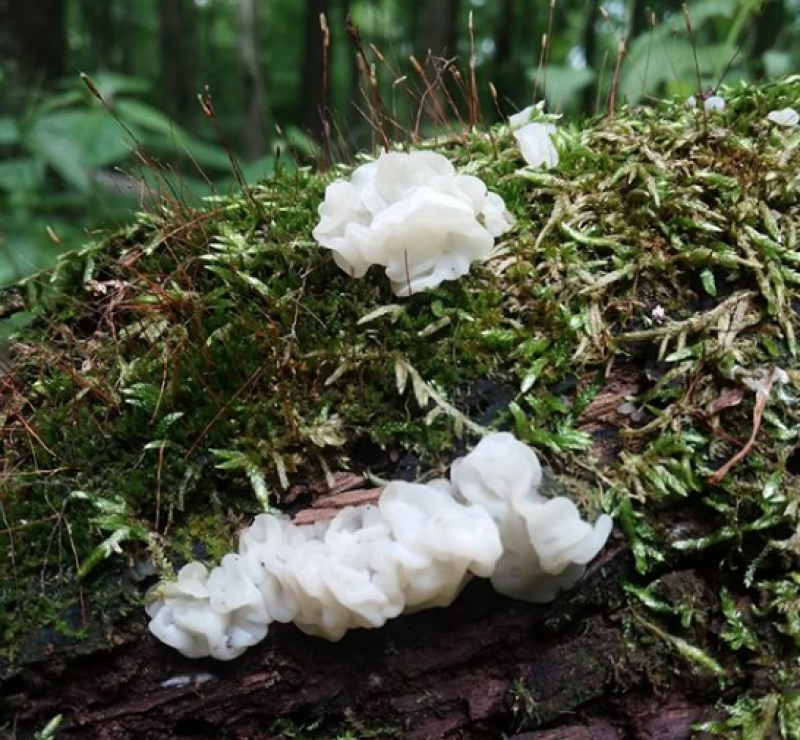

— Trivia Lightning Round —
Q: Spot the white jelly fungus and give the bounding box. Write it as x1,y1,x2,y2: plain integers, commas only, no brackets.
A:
509,105,559,169
312,151,514,297
686,94,726,113
147,432,613,660
767,108,799,127
704,95,726,112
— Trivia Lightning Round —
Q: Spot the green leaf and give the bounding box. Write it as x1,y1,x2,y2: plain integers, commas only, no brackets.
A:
719,588,759,651
77,527,134,580
170,136,232,171
24,110,131,190
116,98,179,137
33,713,63,740
763,50,793,78
88,72,152,97
120,102,232,171
240,273,273,299
156,411,185,437
668,633,726,677
538,64,595,113
616,494,665,573
624,582,674,615
0,222,63,287
245,460,270,510
520,357,548,393
778,692,800,739
237,154,278,183
211,448,271,509
700,268,717,297
622,5,738,104
0,158,46,193
0,116,20,145
121,382,161,411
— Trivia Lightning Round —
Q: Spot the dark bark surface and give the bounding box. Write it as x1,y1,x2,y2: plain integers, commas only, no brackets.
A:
300,0,332,139
237,0,270,160
0,538,717,740
159,0,196,121
0,370,724,739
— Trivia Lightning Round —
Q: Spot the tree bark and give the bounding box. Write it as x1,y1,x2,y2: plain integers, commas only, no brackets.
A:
416,0,461,63
300,0,332,141
0,536,720,740
77,0,115,71
237,0,271,160
580,0,601,115
494,0,514,68
628,0,650,41
0,363,728,739
339,0,361,135
491,0,516,115
159,0,196,122
414,0,462,128
0,0,67,88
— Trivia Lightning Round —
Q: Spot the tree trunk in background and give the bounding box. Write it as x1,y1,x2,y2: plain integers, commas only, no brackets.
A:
300,0,332,140
78,0,114,70
494,0,514,70
339,0,361,135
628,0,650,41
493,0,516,117
196,2,213,103
581,0,601,115
752,0,787,77
237,0,270,160
415,0,461,127
523,0,540,72
159,0,195,122
0,0,66,88
417,0,461,63
119,0,135,74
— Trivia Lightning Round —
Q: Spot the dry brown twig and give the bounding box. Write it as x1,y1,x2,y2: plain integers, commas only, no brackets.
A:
709,367,776,484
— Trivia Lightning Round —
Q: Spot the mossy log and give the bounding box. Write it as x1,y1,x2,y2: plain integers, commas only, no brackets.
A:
3,79,800,739
3,542,715,740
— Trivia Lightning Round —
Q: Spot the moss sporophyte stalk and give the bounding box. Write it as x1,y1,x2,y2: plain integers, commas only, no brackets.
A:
2,78,800,738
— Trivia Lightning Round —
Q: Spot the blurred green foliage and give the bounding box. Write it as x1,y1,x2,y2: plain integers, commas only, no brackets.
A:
1,0,799,288
0,71,314,291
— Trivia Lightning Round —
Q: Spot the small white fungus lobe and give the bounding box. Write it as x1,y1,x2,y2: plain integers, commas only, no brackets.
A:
704,95,726,112
312,151,514,297
147,432,613,660
686,94,726,113
509,105,559,169
767,107,799,127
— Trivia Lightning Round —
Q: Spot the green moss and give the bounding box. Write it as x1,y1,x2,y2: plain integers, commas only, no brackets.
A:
2,77,800,736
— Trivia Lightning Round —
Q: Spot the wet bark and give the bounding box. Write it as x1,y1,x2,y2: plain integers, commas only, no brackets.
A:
0,367,725,739
0,537,717,740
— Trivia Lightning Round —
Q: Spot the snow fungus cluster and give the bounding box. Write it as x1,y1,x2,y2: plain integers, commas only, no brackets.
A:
147,433,612,660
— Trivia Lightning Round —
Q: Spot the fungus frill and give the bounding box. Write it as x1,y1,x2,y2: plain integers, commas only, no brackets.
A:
312,151,514,296
147,432,613,660
686,94,726,113
767,107,799,127
509,106,559,170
